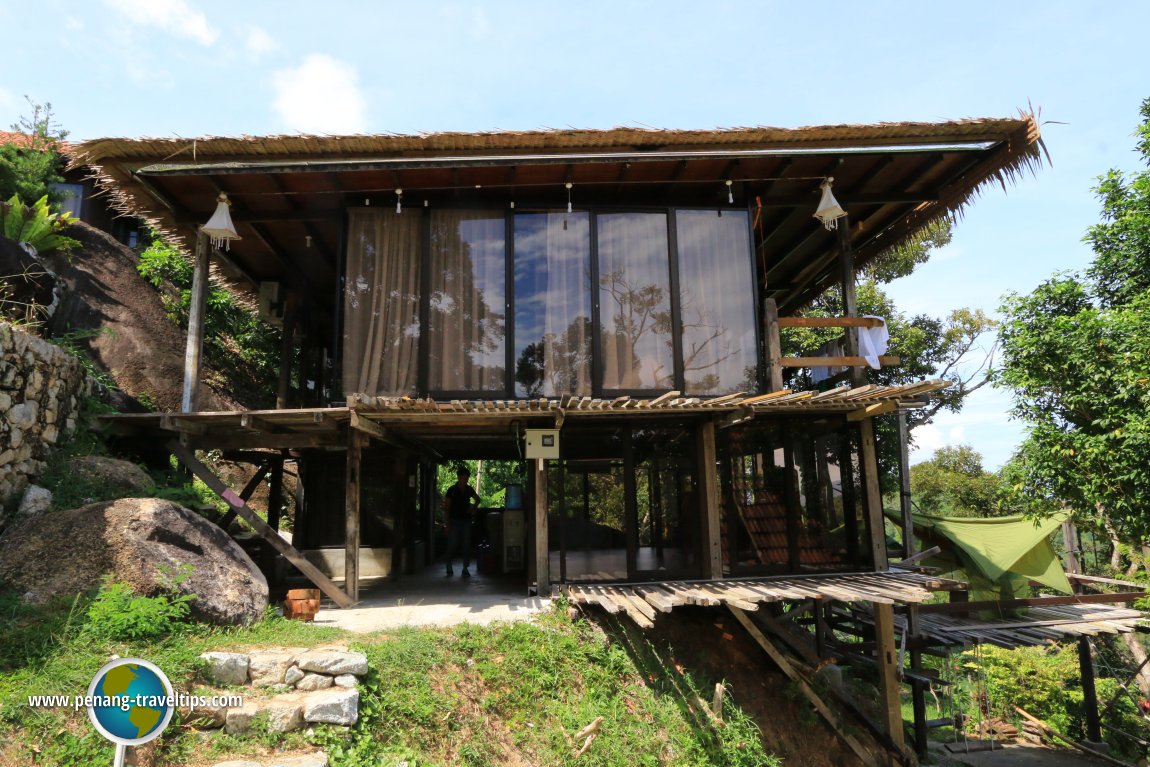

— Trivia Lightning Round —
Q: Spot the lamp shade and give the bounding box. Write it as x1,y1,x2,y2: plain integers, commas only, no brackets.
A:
201,193,242,250
813,177,847,231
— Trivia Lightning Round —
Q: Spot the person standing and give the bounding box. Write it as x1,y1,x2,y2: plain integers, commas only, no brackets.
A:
443,466,481,577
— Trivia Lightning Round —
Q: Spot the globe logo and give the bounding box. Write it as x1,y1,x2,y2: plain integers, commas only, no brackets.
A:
86,658,174,747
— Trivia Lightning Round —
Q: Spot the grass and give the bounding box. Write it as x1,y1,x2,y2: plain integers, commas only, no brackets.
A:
0,590,778,767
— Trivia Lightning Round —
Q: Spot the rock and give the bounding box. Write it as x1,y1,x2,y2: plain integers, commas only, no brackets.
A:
16,485,52,519
249,651,295,687
0,498,268,624
269,755,328,767
296,650,369,677
224,703,259,735
332,674,357,689
210,761,261,767
264,698,305,733
178,702,227,729
294,673,333,692
63,455,154,497
201,652,250,686
302,688,359,726
284,666,306,685
6,402,37,430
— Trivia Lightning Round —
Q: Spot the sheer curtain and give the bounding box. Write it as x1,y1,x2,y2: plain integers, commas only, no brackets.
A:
513,212,592,397
675,210,757,395
597,212,674,390
342,209,421,397
428,210,506,392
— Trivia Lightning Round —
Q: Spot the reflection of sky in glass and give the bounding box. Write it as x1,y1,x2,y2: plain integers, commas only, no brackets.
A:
676,210,757,394
597,212,674,389
514,212,591,396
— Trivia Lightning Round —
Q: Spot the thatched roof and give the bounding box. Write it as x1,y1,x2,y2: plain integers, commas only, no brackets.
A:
69,115,1046,321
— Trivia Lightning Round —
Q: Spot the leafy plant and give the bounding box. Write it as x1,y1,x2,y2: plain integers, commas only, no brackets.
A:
0,98,68,207
82,578,194,642
1,194,79,254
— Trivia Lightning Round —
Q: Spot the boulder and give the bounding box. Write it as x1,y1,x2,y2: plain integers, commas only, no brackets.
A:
16,485,52,519
63,455,154,498
224,704,258,735
0,497,268,624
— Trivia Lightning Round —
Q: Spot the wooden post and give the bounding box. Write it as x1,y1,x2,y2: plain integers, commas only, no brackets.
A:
837,219,865,388
696,420,722,579
276,294,298,410
345,429,366,602
181,231,209,413
764,297,783,392
535,458,549,595
623,429,639,578
557,459,567,584
1064,521,1103,743
267,455,284,533
859,418,889,570
897,408,914,560
873,602,906,751
907,605,928,758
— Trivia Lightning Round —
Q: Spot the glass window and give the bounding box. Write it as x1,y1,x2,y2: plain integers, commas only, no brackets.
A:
596,212,675,390
675,210,758,395
513,212,592,397
428,210,506,392
342,209,422,396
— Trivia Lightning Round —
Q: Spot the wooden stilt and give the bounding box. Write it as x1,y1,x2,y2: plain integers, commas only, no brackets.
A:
873,602,906,750
908,605,928,758
897,408,914,560
276,294,298,410
623,429,638,578
859,418,889,570
345,429,366,602
535,458,549,594
837,219,865,388
168,441,353,607
764,297,783,392
696,420,722,579
267,455,284,532
181,231,209,413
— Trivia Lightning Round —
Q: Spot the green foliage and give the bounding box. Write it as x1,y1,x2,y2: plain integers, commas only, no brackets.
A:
910,445,1009,517
863,217,954,283
82,577,194,642
1,194,79,254
137,235,283,406
0,99,68,207
997,99,1150,546
436,459,526,507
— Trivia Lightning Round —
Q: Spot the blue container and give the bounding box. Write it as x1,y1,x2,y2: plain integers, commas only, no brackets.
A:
505,484,524,509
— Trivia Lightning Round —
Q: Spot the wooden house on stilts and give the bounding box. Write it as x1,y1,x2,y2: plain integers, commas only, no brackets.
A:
74,116,1148,760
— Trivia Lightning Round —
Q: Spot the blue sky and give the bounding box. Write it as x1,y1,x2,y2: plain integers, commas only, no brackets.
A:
2,0,1148,468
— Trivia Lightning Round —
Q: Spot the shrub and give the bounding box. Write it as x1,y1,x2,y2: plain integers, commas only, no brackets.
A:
83,578,194,642
1,194,78,254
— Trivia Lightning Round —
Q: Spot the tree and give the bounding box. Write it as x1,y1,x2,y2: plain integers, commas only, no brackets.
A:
0,98,68,206
997,97,1150,550
910,445,1004,517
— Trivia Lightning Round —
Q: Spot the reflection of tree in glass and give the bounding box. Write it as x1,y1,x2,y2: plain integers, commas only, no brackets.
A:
429,217,505,388
677,285,740,394
515,317,593,398
600,268,674,388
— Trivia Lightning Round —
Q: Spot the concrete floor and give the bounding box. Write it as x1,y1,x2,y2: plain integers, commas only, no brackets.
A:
929,740,1119,767
311,564,550,632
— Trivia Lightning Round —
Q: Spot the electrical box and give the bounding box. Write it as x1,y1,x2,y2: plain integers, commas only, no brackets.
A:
258,281,284,326
524,429,559,459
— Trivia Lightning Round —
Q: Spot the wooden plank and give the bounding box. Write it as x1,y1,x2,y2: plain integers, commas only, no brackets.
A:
696,421,723,579
633,586,676,613
847,401,899,421
873,603,906,749
649,390,681,407
740,389,793,405
239,413,287,434
160,414,207,435
780,356,901,367
168,440,353,608
858,418,889,570
918,591,1149,615
777,316,886,329
349,410,386,440
730,607,885,767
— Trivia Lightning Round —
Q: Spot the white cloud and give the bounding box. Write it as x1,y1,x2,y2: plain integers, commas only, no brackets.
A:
103,0,218,46
245,27,277,58
271,54,367,134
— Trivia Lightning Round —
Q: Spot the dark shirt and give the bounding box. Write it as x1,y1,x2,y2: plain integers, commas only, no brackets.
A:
444,483,480,520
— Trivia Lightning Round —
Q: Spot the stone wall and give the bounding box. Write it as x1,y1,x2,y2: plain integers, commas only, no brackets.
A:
0,322,90,512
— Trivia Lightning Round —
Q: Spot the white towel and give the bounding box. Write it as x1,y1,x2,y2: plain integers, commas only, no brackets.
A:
858,316,889,369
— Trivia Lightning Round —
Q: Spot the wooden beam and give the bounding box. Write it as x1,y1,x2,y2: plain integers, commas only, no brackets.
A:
873,603,907,750
181,230,209,412
276,293,298,409
349,410,387,440
859,418,889,570
777,316,886,329
918,591,1149,615
780,356,900,367
535,458,550,595
847,401,899,422
764,297,783,392
167,440,353,607
159,414,207,435
345,429,366,602
697,420,723,579
729,607,884,767
240,413,288,434
185,433,343,451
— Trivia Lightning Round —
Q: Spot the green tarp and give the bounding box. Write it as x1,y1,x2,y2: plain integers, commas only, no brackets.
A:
894,511,1071,601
